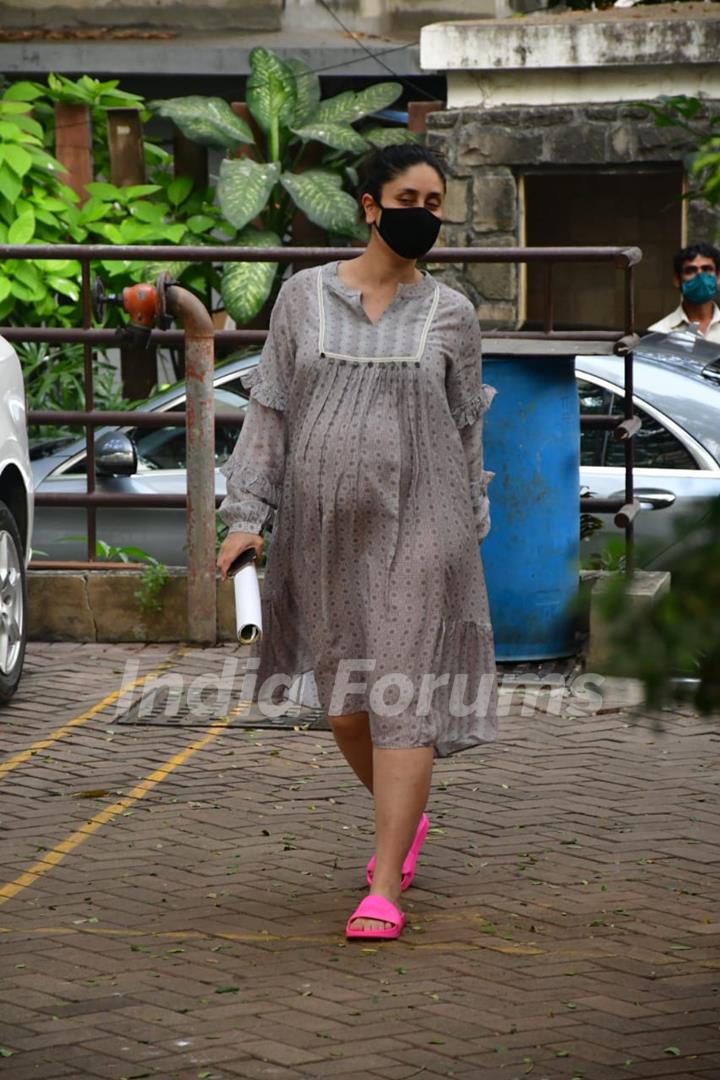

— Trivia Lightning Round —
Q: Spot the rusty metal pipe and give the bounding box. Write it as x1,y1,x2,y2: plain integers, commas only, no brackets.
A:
34,492,225,508
28,409,242,428
164,283,216,644
81,259,97,562
0,243,643,265
3,326,628,346
579,415,621,430
12,242,643,589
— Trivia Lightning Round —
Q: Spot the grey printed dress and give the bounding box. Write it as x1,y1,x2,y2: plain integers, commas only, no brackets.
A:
219,261,499,757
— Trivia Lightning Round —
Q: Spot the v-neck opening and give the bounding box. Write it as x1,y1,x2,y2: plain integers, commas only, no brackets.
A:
361,297,396,328
316,267,441,363
328,260,432,327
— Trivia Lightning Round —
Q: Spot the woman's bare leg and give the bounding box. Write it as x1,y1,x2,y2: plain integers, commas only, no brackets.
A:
327,711,374,792
350,745,434,932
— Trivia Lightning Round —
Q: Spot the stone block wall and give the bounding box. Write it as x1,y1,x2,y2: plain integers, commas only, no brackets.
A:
0,0,282,30
427,101,720,329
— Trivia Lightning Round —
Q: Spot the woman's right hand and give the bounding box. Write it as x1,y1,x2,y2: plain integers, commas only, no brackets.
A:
216,530,264,581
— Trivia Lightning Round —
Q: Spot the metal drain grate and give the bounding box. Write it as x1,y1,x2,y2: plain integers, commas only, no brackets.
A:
115,685,329,730
495,656,582,679
114,658,585,730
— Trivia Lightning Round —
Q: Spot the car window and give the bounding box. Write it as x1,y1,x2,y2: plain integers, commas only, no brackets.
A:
578,379,608,467
216,370,255,398
131,386,248,472
578,377,697,470
64,384,248,475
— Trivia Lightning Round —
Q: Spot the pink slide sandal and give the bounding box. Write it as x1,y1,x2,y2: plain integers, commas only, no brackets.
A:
346,895,406,940
366,812,430,892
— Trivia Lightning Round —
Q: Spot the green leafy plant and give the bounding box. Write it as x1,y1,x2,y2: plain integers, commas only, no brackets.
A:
594,497,720,713
0,83,82,324
151,49,417,324
546,0,706,9
10,73,155,179
20,341,134,439
0,78,226,329
65,176,226,306
60,536,171,613
639,94,720,210
134,558,171,615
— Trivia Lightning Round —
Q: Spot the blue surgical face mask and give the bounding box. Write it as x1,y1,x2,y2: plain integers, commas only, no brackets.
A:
681,271,718,305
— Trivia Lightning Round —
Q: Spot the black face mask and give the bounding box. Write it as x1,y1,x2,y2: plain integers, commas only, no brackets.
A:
374,203,442,260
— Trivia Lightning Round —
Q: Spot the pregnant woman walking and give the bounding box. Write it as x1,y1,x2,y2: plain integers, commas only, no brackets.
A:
217,144,498,940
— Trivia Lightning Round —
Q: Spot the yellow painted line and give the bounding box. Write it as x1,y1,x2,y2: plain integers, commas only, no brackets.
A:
0,925,686,960
0,925,707,964
0,648,186,780
0,924,539,948
0,702,247,906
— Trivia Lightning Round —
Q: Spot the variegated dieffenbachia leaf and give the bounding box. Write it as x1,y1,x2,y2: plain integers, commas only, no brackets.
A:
292,122,368,155
362,126,420,148
142,260,192,281
286,57,321,128
246,47,297,135
311,90,357,125
221,228,281,325
280,169,358,236
312,82,402,125
217,158,280,230
350,82,403,121
150,96,254,149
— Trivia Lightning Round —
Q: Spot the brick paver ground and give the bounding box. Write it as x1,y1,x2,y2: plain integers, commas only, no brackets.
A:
0,642,718,1080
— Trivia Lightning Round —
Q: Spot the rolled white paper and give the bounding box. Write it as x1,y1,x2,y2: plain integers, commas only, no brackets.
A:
233,562,263,645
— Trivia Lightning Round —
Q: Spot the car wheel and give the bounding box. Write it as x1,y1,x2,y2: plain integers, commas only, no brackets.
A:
0,499,27,703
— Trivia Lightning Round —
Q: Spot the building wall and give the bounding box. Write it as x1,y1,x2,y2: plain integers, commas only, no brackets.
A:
426,102,720,331
0,0,283,30
446,66,720,111
1,0,512,33
284,0,512,34
523,169,684,332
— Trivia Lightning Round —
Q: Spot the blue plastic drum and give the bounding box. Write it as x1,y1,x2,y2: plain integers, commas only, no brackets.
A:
481,351,580,660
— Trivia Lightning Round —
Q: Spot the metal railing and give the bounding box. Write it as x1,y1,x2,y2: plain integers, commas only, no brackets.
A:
1,243,642,631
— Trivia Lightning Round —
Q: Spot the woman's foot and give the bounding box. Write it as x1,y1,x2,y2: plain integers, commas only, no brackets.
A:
346,886,405,937
348,885,403,933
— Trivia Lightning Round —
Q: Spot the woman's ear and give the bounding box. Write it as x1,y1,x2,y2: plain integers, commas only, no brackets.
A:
362,193,379,226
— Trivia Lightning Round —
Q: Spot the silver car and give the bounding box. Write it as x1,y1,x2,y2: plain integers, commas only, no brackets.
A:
31,336,720,569
31,356,254,567
578,332,720,567
0,334,34,702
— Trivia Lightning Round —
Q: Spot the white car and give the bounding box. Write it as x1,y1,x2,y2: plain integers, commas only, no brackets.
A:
578,332,720,567
0,335,33,703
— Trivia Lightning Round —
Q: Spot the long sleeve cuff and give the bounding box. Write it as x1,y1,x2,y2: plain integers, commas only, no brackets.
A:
460,415,495,544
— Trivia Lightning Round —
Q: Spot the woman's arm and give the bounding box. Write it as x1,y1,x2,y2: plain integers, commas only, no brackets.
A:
215,276,297,571
446,300,497,544
218,398,285,536
460,418,495,543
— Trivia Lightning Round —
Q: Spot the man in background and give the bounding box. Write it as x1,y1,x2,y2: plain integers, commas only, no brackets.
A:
648,242,720,343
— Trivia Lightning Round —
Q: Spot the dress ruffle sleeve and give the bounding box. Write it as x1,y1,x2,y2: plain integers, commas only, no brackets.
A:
445,300,497,430
447,302,498,543
217,279,296,535
218,400,286,534
237,277,296,411
461,421,495,543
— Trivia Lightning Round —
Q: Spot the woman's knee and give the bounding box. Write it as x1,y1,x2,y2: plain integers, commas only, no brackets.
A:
328,711,370,740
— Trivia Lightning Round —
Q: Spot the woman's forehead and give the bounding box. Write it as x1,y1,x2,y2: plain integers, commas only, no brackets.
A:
384,163,444,194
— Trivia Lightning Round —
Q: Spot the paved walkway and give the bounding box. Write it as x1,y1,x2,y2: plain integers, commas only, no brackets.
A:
1,643,719,1080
